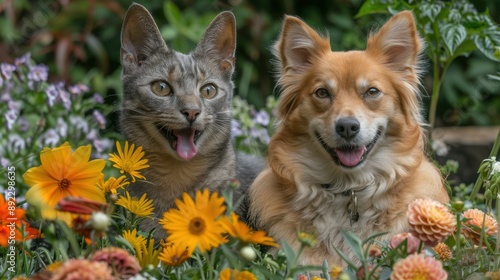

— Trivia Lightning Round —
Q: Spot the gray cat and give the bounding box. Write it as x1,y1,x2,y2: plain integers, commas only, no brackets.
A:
119,3,260,236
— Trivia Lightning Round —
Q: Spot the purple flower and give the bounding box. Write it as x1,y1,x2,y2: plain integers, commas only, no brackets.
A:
56,117,68,137
59,89,71,110
93,110,106,129
93,93,104,104
4,109,17,130
28,64,48,82
69,116,89,134
92,138,113,158
231,119,243,138
18,117,30,132
0,157,10,168
1,64,16,80
68,83,89,95
0,75,3,88
45,84,60,107
253,110,270,126
86,129,98,141
8,134,26,153
46,82,71,109
40,129,60,147
14,53,31,67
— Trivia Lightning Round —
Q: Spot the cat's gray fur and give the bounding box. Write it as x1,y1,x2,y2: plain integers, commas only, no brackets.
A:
119,3,261,236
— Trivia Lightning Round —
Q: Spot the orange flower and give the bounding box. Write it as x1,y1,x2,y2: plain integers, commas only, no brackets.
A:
51,259,113,280
222,212,278,247
461,208,498,246
407,198,456,246
23,142,106,225
160,189,226,255
91,247,141,279
433,243,452,261
220,268,257,280
390,254,447,280
389,233,421,254
0,194,25,247
158,242,191,267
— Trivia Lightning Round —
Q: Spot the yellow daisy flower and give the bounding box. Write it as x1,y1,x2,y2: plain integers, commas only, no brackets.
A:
220,268,257,280
158,242,191,267
222,212,278,247
160,189,226,255
23,142,106,225
135,238,160,268
115,192,154,217
122,228,146,249
97,175,130,194
109,141,149,182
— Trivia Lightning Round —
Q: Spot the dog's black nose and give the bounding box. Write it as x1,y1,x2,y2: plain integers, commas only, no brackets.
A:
335,117,360,139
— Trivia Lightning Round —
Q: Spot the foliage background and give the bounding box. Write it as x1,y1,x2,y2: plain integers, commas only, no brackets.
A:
1,0,499,132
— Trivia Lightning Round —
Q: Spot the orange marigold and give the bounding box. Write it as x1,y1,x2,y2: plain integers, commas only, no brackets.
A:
461,208,498,246
390,254,447,280
407,198,456,246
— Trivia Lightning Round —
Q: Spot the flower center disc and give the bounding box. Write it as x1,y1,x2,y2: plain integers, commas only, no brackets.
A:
188,217,206,235
59,178,71,190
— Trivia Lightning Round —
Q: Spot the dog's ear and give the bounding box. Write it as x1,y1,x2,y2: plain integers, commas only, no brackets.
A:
121,3,167,68
366,11,423,75
367,11,423,123
194,11,236,72
273,15,331,74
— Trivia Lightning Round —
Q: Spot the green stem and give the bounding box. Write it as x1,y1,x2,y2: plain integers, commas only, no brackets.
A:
194,252,207,280
471,128,500,200
287,244,305,278
429,59,442,131
455,212,463,280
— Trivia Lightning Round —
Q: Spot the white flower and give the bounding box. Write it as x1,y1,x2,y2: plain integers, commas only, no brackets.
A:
492,161,500,175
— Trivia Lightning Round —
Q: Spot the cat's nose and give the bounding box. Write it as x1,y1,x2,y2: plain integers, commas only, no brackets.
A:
181,109,200,122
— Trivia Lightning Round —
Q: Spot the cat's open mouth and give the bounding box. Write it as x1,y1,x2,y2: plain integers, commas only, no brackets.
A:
157,125,203,160
314,130,381,168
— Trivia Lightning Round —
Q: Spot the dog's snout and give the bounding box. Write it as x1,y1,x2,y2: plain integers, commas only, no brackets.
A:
335,117,360,139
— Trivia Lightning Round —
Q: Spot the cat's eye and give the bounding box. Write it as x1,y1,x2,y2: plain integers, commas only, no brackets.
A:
200,84,217,99
364,87,381,98
151,81,172,96
315,88,330,99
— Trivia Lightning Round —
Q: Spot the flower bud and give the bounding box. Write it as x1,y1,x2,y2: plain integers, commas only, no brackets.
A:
91,212,111,231
239,245,256,261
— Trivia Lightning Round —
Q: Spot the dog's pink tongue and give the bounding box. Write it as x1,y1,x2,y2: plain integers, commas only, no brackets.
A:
335,147,366,167
174,128,197,160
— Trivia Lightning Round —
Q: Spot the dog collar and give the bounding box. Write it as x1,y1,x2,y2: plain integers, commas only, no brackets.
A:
320,184,360,225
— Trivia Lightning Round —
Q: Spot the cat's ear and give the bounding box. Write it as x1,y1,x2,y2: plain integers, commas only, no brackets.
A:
121,3,167,67
274,15,331,75
195,11,236,71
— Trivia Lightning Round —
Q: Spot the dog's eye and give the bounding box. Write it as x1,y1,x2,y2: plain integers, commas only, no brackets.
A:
151,81,172,96
315,88,330,99
364,87,381,97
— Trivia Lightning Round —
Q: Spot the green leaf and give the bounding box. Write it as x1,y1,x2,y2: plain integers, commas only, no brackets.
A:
340,230,364,260
163,1,181,25
419,2,444,22
442,24,467,55
280,241,297,265
355,0,393,18
474,29,500,62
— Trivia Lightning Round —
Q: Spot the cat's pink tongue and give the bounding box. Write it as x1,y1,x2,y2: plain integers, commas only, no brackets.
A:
334,147,366,167
174,128,197,160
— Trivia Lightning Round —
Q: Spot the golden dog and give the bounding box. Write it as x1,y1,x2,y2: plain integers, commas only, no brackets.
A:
248,11,449,267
